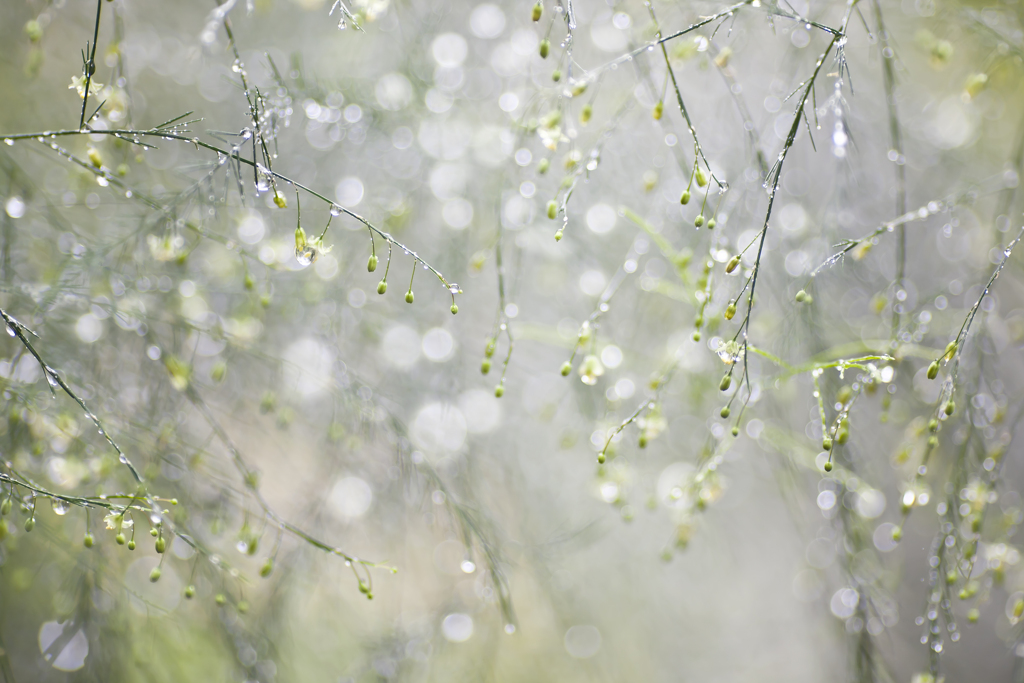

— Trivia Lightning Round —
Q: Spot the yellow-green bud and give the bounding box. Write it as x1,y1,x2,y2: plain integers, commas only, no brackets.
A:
944,400,955,416
720,406,730,418
725,256,741,274
695,169,708,187
184,585,196,599
795,289,808,303
823,461,833,472
377,280,387,295
554,229,563,241
719,375,731,392
552,69,561,82
117,163,129,177
481,359,492,375
215,593,227,605
547,200,557,219
83,533,94,548
538,158,550,174
24,518,34,532
367,254,378,272
822,437,833,451
155,536,166,553
244,273,255,290
731,426,739,437
494,384,504,398
24,20,43,42
891,526,902,541
405,290,414,304
928,418,938,433
531,1,542,21
927,361,939,380
706,218,716,229
450,304,459,315
539,39,550,58
580,104,592,124
560,361,572,376
0,498,10,516
967,608,980,624
653,101,663,120
273,192,287,208
150,567,161,582
724,303,736,320
115,532,126,545
694,214,704,228
680,190,691,205
260,560,274,578
127,539,136,550
87,147,102,168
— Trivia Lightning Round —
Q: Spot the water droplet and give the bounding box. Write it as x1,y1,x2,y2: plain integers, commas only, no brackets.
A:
3,139,12,146
504,624,516,634
5,325,14,337
447,283,460,294
330,205,342,217
460,560,476,573
295,245,317,267
52,499,70,516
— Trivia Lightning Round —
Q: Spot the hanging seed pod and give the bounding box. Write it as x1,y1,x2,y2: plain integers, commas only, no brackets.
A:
531,1,542,21
539,39,550,59
725,256,741,274
653,101,663,120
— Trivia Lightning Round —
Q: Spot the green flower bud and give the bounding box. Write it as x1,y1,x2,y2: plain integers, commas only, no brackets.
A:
560,361,572,376
117,163,129,177
532,1,542,21
694,214,704,228
150,567,161,583
822,437,833,451
24,518,35,532
554,230,563,241
405,290,414,304
481,359,492,374
450,304,459,315
719,375,731,392
720,406,730,418
115,532,126,545
211,361,227,383
891,526,902,541
967,608,980,624
539,39,550,58
725,256,741,274
0,498,10,516
692,331,701,342
260,560,274,578
680,190,691,205
367,254,378,272
823,461,833,472
552,69,561,82
795,289,807,303
538,158,550,174
927,435,938,447
83,533,94,548
273,192,287,209
638,433,648,448
260,293,272,308
155,536,166,553
127,539,136,550
928,418,938,433
943,340,958,361
944,400,955,416
377,280,387,295
927,360,939,380
706,218,716,229
547,200,557,219
597,452,606,464
87,147,102,168
215,593,227,605
184,585,196,599
24,20,43,42
724,303,736,320
494,384,504,398
653,101,663,120
730,426,739,437
836,386,853,404
237,600,249,613
695,169,708,187
946,570,957,585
